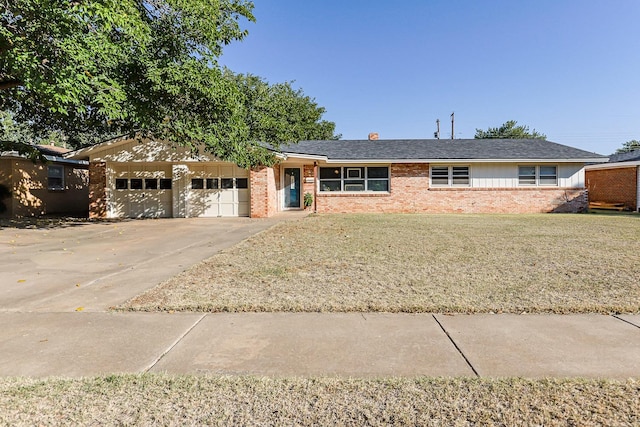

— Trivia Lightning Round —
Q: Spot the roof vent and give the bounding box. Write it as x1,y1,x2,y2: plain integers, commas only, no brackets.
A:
368,132,379,141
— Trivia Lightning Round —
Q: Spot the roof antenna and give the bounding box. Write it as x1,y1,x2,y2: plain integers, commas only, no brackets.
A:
434,119,440,139
450,112,455,140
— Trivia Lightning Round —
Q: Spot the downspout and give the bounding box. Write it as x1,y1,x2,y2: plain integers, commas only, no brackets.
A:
313,161,318,213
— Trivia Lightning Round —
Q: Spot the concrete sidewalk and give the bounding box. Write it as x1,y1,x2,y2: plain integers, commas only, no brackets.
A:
0,312,638,379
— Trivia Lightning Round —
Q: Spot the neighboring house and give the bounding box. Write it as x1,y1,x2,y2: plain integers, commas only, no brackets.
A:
585,150,640,212
0,145,89,218
67,135,606,219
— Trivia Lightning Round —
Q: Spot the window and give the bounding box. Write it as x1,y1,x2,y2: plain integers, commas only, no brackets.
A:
192,177,245,189
539,166,558,186
344,167,365,191
319,167,342,191
206,178,218,189
115,178,128,190
430,166,470,187
367,167,390,191
47,165,64,190
130,178,143,190
430,166,449,186
518,166,537,186
159,179,172,190
452,166,470,185
221,178,234,189
144,179,158,190
191,178,204,189
319,166,389,192
518,165,557,186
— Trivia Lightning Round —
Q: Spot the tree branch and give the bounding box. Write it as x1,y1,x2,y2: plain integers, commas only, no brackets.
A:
0,80,22,90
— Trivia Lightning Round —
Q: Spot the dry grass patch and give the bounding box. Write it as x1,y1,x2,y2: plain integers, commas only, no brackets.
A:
1,375,638,426
123,214,640,313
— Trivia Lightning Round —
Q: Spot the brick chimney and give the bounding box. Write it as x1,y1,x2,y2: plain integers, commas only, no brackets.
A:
368,132,379,140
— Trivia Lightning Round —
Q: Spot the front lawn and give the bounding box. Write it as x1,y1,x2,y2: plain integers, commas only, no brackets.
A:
1,375,638,426
123,214,640,313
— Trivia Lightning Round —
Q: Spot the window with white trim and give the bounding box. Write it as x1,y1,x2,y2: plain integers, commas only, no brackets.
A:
319,166,390,192
430,166,470,187
47,165,64,190
518,165,557,186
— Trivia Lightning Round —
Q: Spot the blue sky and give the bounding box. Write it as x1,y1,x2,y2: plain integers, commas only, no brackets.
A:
220,0,640,155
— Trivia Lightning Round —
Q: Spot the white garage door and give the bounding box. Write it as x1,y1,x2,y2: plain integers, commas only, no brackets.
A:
188,164,250,217
110,164,173,218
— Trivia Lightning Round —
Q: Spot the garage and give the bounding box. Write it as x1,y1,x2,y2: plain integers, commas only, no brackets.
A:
107,162,249,218
186,163,250,217
110,163,173,218
69,138,253,219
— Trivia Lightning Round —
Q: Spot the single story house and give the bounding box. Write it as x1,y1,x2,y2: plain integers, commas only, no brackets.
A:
67,136,606,218
585,150,640,212
0,144,89,218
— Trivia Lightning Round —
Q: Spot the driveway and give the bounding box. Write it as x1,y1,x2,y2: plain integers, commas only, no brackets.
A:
1,217,287,312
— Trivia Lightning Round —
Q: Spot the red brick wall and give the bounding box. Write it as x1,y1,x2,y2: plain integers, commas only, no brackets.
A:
302,164,315,208
315,164,588,214
88,162,107,219
586,167,638,210
250,165,279,218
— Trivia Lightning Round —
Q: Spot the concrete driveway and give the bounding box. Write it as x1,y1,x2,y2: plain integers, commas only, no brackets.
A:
1,217,285,312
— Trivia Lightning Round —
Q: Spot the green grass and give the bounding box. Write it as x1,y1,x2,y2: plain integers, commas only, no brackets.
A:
123,214,640,314
1,375,638,426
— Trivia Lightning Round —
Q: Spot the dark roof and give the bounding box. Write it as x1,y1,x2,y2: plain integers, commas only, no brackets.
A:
35,144,71,156
280,139,606,161
607,150,640,163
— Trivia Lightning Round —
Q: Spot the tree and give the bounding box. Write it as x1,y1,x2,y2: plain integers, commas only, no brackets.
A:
1,0,337,167
474,120,546,139
227,72,338,140
615,140,640,153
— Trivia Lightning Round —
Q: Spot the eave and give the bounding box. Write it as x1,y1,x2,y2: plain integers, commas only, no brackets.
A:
280,153,608,164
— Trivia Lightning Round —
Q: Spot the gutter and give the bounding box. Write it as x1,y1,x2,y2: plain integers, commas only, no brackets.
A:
44,155,89,166
280,155,608,164
585,161,640,170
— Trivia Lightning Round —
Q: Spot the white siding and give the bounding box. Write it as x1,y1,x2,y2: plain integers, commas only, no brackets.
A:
467,163,585,188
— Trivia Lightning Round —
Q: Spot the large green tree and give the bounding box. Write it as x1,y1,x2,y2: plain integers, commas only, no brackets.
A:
474,120,546,139
0,0,336,167
615,140,640,154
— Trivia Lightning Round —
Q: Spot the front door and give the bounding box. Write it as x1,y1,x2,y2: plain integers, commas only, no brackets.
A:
284,168,301,208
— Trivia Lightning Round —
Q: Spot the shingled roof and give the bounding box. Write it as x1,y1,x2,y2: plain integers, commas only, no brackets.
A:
280,139,606,162
607,150,640,163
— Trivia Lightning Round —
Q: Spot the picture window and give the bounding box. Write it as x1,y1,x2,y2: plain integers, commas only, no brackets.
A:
319,166,390,192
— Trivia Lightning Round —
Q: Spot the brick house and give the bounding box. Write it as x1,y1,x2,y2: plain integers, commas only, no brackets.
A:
0,145,89,218
68,136,606,219
585,151,640,212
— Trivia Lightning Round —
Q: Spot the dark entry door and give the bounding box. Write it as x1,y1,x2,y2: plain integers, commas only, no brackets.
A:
284,168,301,208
